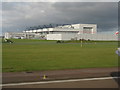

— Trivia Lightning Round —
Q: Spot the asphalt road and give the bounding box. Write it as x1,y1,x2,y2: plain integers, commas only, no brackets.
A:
2,77,119,88
3,67,118,84
2,67,119,89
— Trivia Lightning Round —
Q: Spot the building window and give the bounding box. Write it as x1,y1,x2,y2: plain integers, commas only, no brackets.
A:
83,27,93,34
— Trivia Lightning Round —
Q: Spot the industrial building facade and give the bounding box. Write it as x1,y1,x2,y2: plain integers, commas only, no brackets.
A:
23,24,97,34
4,24,118,41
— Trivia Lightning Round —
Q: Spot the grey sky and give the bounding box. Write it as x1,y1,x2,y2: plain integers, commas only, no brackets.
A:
2,2,118,34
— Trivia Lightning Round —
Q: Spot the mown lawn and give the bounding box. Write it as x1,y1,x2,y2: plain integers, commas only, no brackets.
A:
2,39,118,72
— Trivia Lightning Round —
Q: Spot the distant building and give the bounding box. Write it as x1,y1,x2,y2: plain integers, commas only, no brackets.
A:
23,24,97,35
4,24,118,41
5,32,37,39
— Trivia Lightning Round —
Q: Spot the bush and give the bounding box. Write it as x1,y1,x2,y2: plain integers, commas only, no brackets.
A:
56,40,64,43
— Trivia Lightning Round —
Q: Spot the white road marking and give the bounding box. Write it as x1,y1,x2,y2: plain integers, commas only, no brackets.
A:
1,77,118,87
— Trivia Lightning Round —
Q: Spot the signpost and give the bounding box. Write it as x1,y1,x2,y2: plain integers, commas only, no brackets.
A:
81,40,82,47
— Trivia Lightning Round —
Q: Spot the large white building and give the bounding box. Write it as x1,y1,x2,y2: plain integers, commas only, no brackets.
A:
4,24,118,41
23,24,97,35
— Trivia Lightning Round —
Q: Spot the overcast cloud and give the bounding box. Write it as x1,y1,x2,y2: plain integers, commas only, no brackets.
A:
2,2,118,34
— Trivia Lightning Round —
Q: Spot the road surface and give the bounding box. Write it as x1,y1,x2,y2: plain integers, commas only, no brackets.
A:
2,77,119,88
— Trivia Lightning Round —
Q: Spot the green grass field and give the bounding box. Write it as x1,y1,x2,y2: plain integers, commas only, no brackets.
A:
2,39,118,72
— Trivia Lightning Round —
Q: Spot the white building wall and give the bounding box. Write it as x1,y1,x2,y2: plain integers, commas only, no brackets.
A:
47,33,118,41
47,34,62,40
5,32,117,41
5,32,11,39
62,33,77,40
80,24,97,34
23,24,97,35
75,34,117,41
